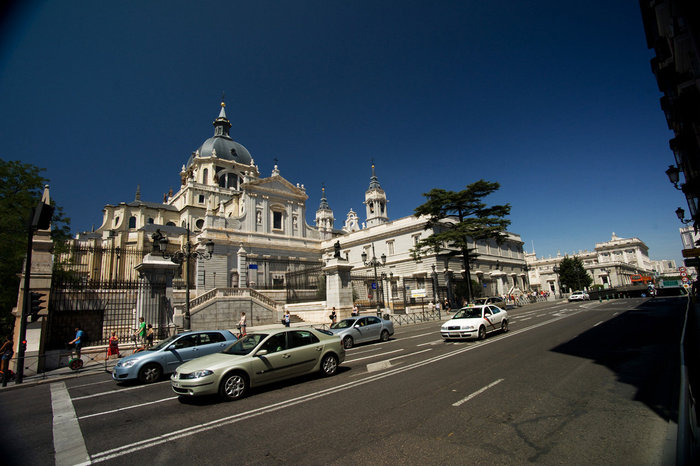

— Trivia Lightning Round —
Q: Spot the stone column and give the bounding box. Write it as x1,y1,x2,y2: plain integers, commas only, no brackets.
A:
323,258,354,315
134,254,179,333
237,244,248,288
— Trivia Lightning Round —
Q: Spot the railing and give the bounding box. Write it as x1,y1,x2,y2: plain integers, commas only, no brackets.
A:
389,309,443,326
189,287,279,310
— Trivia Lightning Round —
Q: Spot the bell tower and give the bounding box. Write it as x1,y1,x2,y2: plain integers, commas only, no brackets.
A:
364,162,388,228
315,184,335,240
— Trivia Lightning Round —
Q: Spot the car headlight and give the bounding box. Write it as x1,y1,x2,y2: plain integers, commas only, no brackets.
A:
180,370,214,379
118,359,137,368
462,325,475,330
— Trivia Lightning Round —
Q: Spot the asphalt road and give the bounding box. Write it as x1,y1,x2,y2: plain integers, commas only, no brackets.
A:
0,297,684,465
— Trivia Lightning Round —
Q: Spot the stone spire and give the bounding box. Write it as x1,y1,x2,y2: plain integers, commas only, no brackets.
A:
213,97,232,138
364,161,388,228
315,184,335,240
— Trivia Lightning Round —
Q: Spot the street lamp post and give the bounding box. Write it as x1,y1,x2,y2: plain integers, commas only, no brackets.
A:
553,265,560,299
361,243,386,317
152,227,214,331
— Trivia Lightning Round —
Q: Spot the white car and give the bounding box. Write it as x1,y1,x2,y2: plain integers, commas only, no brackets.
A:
568,291,590,301
440,305,509,341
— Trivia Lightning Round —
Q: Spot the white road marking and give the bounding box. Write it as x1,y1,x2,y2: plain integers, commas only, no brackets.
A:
452,378,504,407
366,349,432,372
417,340,445,347
518,316,532,321
593,321,604,327
87,310,583,464
71,379,115,389
51,382,90,466
79,396,179,420
72,380,170,401
345,349,403,363
346,346,383,355
402,332,435,340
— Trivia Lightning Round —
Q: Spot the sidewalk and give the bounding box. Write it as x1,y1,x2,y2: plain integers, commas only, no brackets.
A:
0,321,331,392
1,311,465,392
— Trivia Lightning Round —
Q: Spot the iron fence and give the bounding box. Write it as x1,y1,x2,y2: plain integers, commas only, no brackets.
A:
286,266,325,303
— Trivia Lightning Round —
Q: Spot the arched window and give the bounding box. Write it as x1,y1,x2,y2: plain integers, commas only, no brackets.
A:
128,216,137,229
147,218,154,224
217,171,239,190
202,168,208,185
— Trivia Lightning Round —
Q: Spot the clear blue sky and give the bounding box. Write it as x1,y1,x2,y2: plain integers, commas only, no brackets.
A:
0,1,684,265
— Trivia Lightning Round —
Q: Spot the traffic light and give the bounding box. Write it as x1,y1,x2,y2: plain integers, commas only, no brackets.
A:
29,292,45,322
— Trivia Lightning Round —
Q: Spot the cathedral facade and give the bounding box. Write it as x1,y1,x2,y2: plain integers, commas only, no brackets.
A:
74,98,528,309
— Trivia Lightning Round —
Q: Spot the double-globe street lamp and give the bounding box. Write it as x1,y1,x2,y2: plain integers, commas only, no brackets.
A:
152,227,214,331
361,243,386,317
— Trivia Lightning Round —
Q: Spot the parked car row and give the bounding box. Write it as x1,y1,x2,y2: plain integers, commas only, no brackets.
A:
112,308,505,402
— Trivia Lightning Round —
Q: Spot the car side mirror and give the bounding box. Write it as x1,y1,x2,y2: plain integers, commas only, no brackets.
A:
354,324,361,328
256,349,268,357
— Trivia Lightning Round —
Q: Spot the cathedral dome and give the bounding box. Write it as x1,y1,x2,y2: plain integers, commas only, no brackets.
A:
186,100,253,167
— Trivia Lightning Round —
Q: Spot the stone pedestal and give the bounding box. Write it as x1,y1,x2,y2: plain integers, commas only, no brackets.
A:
323,258,354,313
135,254,179,331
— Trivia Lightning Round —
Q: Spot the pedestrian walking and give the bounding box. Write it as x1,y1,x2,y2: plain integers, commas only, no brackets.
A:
329,307,337,325
1,335,14,375
68,326,84,358
443,298,451,312
283,310,291,327
145,324,154,348
238,312,247,337
352,304,359,317
134,317,146,345
107,332,120,359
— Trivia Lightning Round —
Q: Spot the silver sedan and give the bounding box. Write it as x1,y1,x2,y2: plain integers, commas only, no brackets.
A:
329,315,394,349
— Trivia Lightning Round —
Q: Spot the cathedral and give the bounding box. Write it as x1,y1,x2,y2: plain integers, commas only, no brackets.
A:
74,98,528,312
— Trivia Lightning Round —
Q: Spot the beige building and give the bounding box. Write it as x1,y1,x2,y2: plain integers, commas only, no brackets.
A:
526,233,657,293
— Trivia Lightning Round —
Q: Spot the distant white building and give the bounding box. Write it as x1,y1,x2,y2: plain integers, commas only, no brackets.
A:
651,259,678,277
526,233,658,293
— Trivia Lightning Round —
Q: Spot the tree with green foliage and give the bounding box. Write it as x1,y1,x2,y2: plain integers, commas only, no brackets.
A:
557,256,592,292
0,159,71,335
413,180,511,304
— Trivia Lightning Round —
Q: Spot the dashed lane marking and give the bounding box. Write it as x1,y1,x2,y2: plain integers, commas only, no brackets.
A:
452,378,504,407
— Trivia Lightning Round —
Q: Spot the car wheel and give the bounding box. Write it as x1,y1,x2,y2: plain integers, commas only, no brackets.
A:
379,330,390,342
343,336,354,349
478,326,486,340
219,371,248,401
138,363,162,384
501,319,509,333
320,353,338,376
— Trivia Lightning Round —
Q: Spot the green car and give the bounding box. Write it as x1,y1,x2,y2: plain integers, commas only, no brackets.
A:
171,327,345,401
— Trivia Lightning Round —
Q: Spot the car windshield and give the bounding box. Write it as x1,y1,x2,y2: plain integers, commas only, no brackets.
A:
331,318,357,329
474,298,487,305
222,333,267,355
453,308,483,319
147,335,179,351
